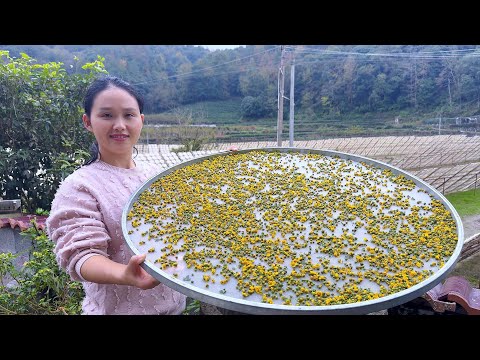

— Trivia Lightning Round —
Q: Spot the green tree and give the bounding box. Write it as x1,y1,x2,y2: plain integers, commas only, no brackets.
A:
0,50,107,213
240,95,275,119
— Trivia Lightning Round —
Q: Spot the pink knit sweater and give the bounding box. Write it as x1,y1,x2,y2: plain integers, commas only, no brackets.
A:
46,159,186,315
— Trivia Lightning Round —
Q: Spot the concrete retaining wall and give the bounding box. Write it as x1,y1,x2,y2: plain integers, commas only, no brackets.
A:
0,227,33,273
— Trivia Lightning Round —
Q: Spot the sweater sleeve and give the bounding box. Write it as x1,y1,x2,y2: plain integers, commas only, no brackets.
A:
46,177,110,282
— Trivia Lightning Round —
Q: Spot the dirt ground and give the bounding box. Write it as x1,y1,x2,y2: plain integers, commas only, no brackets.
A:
460,214,480,239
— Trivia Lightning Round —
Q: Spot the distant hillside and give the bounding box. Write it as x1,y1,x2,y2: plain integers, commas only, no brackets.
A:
3,45,480,126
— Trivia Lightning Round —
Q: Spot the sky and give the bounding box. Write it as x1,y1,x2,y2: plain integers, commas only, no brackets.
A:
198,45,245,51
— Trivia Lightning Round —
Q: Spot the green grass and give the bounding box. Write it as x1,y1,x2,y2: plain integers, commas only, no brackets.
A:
445,189,480,288
445,188,480,217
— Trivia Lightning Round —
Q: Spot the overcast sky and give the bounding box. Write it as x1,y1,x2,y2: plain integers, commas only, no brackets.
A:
198,45,245,51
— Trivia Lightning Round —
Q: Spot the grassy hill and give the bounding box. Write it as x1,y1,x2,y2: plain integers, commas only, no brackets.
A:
142,99,459,144
146,98,244,125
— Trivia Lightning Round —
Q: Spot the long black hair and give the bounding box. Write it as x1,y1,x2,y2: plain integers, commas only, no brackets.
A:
83,75,144,166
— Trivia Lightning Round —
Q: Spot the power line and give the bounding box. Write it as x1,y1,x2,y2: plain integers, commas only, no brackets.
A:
288,45,480,60
132,46,281,86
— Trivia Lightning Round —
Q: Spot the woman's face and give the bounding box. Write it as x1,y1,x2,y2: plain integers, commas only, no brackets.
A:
82,86,144,163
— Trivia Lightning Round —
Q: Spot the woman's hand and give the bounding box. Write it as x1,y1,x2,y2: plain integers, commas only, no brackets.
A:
124,254,160,290
79,253,160,289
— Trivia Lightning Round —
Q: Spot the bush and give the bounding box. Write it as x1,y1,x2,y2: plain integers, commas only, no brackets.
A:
0,219,84,314
0,50,107,213
240,95,275,119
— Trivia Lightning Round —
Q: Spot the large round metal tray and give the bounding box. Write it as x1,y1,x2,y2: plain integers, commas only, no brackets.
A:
122,147,464,314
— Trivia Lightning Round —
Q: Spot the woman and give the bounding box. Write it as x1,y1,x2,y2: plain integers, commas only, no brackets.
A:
46,76,186,315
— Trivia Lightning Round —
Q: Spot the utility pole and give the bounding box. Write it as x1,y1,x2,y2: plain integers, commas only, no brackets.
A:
289,53,295,147
146,117,149,147
277,46,285,146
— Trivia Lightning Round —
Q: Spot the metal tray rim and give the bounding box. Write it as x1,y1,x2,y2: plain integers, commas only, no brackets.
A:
122,147,464,314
